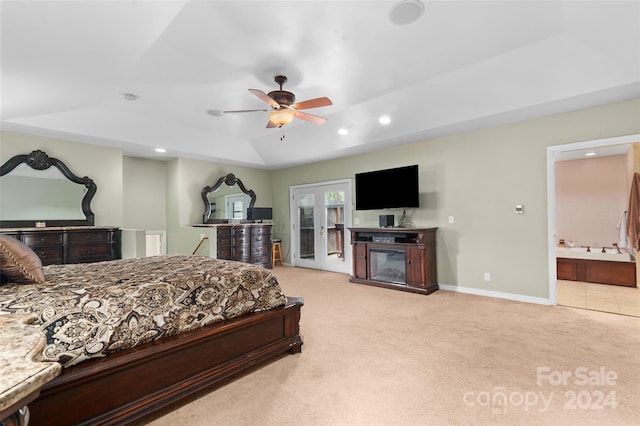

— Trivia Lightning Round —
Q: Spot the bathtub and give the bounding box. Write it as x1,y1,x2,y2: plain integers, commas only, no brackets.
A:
556,246,636,287
555,246,635,262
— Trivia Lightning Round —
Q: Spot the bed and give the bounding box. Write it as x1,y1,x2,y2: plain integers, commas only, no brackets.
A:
0,236,303,425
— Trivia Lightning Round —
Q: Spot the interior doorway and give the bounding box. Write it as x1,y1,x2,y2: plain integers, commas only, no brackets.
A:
547,133,640,315
290,179,352,274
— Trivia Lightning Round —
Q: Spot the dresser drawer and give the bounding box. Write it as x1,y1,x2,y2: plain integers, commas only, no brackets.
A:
216,236,232,246
235,235,251,246
21,232,63,246
216,227,232,237
216,247,232,259
251,242,270,256
233,226,251,237
32,246,64,265
67,231,112,244
66,244,112,262
251,254,271,264
234,245,251,260
251,236,270,249
252,226,271,236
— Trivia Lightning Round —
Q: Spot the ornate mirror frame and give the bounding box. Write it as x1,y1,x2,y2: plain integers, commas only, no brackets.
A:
0,150,96,227
201,173,256,223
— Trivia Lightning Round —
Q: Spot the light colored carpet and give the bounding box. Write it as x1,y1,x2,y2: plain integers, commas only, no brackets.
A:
146,266,640,426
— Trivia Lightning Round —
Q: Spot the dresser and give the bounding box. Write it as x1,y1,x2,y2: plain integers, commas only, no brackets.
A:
209,224,273,269
1,226,121,265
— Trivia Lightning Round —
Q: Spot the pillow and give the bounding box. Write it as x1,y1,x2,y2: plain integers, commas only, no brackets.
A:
0,235,45,284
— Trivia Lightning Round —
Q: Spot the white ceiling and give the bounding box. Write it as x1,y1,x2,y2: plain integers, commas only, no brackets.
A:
2,1,639,170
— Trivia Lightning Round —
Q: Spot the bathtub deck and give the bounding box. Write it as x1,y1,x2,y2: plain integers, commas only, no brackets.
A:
555,246,634,262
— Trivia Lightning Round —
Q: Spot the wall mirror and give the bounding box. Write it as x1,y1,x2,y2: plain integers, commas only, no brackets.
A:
0,150,96,227
202,173,256,223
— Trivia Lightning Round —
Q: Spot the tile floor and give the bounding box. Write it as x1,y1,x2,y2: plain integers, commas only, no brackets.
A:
557,280,640,317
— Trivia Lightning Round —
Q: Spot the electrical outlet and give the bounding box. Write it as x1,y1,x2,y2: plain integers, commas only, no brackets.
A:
448,216,454,224
484,272,491,282
354,218,360,225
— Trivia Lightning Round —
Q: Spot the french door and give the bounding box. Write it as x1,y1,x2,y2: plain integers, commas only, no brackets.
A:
290,180,351,274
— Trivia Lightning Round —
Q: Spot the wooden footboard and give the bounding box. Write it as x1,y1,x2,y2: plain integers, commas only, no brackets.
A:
28,297,303,426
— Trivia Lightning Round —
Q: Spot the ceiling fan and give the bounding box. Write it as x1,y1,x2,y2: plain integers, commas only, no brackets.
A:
208,75,333,128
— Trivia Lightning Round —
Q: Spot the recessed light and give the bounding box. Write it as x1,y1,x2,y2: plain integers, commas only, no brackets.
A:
585,152,597,157
379,116,391,125
155,148,166,153
389,0,425,25
338,128,349,136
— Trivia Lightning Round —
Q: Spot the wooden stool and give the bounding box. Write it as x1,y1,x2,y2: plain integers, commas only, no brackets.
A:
272,239,283,266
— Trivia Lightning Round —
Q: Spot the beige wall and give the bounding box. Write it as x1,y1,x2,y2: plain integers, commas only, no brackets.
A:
122,157,167,231
555,155,629,249
2,98,639,301
272,98,640,299
165,157,274,256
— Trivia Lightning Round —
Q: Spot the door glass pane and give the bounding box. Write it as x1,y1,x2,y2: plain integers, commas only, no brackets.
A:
298,193,315,260
232,201,244,219
325,191,345,264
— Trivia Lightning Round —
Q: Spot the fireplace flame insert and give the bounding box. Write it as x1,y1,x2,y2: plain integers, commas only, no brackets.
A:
369,248,406,285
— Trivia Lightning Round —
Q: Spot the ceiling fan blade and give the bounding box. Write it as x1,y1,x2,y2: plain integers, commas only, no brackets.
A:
294,110,328,125
223,109,268,114
266,120,278,128
207,108,268,116
249,89,279,108
291,97,333,110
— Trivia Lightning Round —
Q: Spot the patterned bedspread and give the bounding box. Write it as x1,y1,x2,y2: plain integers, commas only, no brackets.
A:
0,255,286,367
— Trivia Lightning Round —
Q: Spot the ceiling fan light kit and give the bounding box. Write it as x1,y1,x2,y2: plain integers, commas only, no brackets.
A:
269,109,295,126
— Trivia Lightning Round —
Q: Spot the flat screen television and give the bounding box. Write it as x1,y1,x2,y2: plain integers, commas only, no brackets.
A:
247,207,273,221
355,165,419,210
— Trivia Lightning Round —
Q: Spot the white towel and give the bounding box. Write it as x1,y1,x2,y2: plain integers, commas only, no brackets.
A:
618,210,628,248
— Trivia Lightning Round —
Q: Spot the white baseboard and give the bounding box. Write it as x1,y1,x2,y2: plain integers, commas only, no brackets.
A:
438,283,553,306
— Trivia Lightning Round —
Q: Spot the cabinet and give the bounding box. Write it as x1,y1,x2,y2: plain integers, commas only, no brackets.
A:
1,227,121,265
349,227,438,295
213,224,273,269
557,257,636,287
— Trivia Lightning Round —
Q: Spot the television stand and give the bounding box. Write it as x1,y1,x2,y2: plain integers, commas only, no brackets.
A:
348,227,438,295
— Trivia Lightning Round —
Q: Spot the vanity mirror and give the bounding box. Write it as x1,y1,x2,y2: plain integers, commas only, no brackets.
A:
201,173,256,223
0,150,96,227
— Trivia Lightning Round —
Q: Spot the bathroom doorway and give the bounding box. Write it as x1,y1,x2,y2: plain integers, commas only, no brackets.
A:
548,133,640,316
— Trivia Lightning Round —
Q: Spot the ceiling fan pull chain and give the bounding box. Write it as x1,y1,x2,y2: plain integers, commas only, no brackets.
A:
280,127,285,141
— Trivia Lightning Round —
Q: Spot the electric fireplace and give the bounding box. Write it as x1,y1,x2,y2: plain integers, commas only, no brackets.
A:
369,248,406,285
